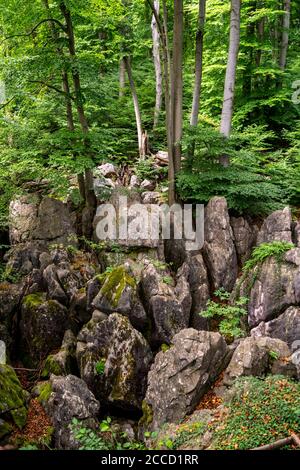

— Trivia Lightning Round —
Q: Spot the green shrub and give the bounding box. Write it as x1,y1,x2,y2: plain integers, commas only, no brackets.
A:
95,359,106,375
177,125,290,216
200,289,248,339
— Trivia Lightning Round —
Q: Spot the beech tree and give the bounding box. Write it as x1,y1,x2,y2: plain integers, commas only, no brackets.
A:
220,0,241,166
279,0,291,73
151,0,162,129
190,0,206,128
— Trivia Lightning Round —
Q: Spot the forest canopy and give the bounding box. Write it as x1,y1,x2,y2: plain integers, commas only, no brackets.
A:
0,0,299,226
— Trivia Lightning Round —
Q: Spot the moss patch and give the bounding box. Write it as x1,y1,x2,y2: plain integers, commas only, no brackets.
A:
0,364,27,430
41,355,64,378
23,292,46,310
139,400,153,427
37,382,52,405
98,266,136,308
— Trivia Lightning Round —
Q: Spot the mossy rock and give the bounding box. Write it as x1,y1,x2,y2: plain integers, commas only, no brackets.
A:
36,382,53,406
22,292,47,310
41,355,65,378
97,266,136,308
0,364,28,432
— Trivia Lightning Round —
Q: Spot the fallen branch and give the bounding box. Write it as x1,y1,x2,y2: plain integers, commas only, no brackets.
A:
251,433,300,450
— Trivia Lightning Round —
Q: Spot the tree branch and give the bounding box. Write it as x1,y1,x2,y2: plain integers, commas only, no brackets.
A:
28,80,75,100
1,18,66,45
0,96,15,109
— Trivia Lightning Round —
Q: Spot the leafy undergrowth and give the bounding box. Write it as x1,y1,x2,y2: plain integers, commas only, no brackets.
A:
210,376,300,450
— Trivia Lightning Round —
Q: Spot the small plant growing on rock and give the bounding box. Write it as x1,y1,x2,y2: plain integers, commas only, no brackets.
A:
95,358,106,375
200,290,248,340
242,241,294,275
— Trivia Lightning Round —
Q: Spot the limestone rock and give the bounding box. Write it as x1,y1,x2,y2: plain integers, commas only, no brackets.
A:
20,293,68,366
251,306,300,350
231,216,257,263
76,313,152,411
256,207,292,245
141,262,192,344
203,197,237,291
92,266,147,331
45,374,100,449
142,329,229,430
224,336,296,385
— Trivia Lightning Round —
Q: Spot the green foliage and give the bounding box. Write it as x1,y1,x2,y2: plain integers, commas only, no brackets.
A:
200,289,248,339
243,241,294,275
95,358,106,375
211,376,300,450
154,422,205,450
162,275,173,285
70,418,146,450
177,125,293,215
19,444,39,451
134,158,157,181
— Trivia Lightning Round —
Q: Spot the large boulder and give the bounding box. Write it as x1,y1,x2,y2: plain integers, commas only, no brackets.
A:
92,266,147,331
141,262,192,345
251,306,300,350
256,207,292,245
240,248,300,328
93,188,159,249
9,196,77,247
20,293,68,366
142,329,229,431
224,336,296,385
0,365,27,440
76,313,152,411
203,197,237,291
44,374,100,449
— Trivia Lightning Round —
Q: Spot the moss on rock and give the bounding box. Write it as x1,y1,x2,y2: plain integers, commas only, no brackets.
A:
98,266,136,308
0,364,28,431
23,292,46,310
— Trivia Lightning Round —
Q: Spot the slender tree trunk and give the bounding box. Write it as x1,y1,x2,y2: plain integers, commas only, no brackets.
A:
119,58,126,99
146,0,175,204
255,16,264,67
60,1,96,235
220,0,241,166
124,56,146,159
151,0,163,129
171,0,184,174
279,0,291,71
190,0,206,127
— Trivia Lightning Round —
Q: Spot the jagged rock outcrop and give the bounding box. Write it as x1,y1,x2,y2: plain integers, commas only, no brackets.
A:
203,197,238,291
45,374,100,449
76,313,152,411
0,365,28,440
251,306,300,350
9,196,77,247
224,336,297,385
256,207,292,245
141,262,192,344
185,254,210,330
91,266,147,331
142,329,229,431
231,216,257,264
20,293,68,366
240,247,300,328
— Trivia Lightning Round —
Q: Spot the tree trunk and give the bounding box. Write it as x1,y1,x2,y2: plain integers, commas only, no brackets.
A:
279,0,291,71
219,0,241,166
124,56,146,160
171,0,184,174
190,0,206,127
60,1,96,235
151,0,163,129
119,58,126,99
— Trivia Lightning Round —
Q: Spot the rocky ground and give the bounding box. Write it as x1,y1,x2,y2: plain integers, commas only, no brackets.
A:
1,162,300,450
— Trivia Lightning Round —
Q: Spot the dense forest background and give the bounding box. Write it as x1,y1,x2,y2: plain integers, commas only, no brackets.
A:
0,0,299,227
